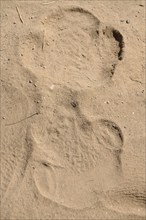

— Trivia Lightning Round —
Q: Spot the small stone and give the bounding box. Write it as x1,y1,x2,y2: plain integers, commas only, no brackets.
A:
132,112,135,115
139,4,144,7
105,101,110,104
29,80,32,83
21,54,23,56
82,54,86,58
50,84,55,90
34,84,37,87
2,117,5,119
126,20,130,24
40,64,45,68
71,101,78,108
8,58,10,61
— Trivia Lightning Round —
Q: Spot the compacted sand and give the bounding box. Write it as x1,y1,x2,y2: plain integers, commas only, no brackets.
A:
1,0,145,219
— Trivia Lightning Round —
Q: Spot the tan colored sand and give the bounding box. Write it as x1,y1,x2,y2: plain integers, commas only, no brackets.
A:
1,0,145,219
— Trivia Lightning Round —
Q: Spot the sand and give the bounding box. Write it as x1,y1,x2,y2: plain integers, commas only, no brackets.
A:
1,0,145,219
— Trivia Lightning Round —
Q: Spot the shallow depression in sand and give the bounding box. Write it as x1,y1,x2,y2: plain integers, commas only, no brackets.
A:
29,101,124,209
18,7,124,89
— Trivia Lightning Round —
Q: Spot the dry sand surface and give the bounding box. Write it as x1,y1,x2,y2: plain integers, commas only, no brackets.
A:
0,0,146,219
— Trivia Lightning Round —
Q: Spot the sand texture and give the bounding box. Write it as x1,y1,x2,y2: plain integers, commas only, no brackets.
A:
1,0,145,219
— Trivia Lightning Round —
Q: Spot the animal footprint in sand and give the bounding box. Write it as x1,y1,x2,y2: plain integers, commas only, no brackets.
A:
29,116,124,209
18,7,124,89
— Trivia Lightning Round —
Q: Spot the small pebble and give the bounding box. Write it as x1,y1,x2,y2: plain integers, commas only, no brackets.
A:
104,101,110,104
126,20,130,24
71,101,78,108
2,117,5,119
40,64,45,68
50,84,55,90
29,80,32,83
139,4,144,7
82,54,86,58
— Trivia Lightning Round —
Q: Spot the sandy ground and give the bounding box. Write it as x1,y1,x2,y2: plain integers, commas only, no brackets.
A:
1,0,145,219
